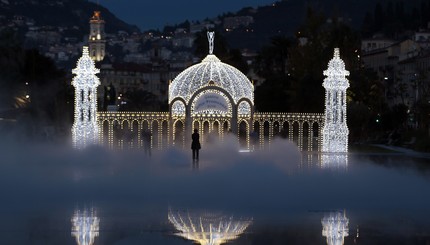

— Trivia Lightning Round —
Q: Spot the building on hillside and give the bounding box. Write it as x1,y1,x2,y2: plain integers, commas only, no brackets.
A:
361,39,423,107
223,16,254,31
98,61,181,111
361,38,395,53
89,11,105,62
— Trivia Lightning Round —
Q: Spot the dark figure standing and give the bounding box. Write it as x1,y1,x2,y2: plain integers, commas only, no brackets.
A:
191,129,201,161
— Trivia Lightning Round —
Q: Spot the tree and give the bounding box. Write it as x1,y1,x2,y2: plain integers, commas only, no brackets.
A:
0,29,25,109
288,9,362,112
254,36,292,112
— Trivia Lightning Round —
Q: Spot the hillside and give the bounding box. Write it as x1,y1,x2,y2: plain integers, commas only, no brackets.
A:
220,0,421,50
0,0,139,36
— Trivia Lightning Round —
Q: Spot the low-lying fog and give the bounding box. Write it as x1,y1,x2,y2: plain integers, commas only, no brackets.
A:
0,136,429,244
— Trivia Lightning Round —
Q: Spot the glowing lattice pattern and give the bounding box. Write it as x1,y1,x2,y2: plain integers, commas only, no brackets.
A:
168,210,252,245
171,100,186,117
71,209,100,245
169,32,253,106
71,46,100,149
321,153,348,170
322,48,349,153
191,89,232,117
321,211,349,245
238,101,251,116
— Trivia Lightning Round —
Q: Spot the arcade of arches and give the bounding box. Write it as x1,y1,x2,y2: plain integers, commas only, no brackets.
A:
96,33,325,152
97,111,324,152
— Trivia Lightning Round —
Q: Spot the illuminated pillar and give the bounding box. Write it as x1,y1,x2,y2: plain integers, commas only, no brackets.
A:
322,211,349,245
322,48,350,153
71,46,100,149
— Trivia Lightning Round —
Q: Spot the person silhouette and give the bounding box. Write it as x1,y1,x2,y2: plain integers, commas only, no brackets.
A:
191,129,201,161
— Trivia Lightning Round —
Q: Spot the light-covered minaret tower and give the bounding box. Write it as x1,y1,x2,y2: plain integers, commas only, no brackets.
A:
71,208,100,245
321,211,349,245
89,11,105,62
71,46,100,149
322,48,350,153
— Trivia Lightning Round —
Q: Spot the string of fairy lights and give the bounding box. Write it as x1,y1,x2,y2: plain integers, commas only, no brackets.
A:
322,48,350,153
168,32,254,106
71,32,348,153
71,46,100,149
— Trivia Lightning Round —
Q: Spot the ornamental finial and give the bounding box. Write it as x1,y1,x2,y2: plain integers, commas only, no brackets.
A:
334,48,340,59
83,46,89,56
207,31,215,54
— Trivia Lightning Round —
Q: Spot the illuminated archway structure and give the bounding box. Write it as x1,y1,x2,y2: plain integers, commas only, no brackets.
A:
93,34,349,152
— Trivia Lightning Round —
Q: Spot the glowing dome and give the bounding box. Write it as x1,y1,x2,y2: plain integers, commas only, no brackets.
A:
169,53,254,105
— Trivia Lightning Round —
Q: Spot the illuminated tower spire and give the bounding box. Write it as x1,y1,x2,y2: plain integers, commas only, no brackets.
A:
89,11,105,61
321,211,349,245
71,46,100,149
71,208,100,245
322,48,350,153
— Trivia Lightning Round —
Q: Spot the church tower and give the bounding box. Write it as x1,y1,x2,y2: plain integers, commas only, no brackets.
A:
89,11,105,62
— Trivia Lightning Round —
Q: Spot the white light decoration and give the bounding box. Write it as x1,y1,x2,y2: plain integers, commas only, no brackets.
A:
207,31,215,55
191,89,232,117
169,32,254,106
321,211,349,245
238,101,251,116
71,46,101,149
322,48,350,153
71,208,100,245
171,100,186,117
321,153,348,170
168,209,252,245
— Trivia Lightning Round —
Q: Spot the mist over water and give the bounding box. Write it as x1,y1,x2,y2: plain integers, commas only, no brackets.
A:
0,135,429,244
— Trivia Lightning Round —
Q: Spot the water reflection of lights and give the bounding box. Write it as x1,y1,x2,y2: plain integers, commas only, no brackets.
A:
321,211,349,245
168,209,252,245
71,209,100,245
321,153,348,170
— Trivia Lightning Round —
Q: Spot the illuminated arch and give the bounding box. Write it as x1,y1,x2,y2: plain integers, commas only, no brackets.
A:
169,54,254,105
171,100,186,117
190,88,233,117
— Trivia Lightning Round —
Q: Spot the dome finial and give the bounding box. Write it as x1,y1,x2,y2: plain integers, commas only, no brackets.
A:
207,31,215,54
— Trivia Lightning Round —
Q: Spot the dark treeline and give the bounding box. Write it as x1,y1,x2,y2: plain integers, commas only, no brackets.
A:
252,4,429,147
0,29,72,142
362,0,430,38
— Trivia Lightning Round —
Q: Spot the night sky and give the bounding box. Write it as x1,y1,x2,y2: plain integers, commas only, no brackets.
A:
94,0,275,31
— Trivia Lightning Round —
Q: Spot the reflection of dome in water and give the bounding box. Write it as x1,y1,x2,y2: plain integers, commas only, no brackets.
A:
168,210,252,245
71,209,100,245
168,54,254,105
321,211,349,245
